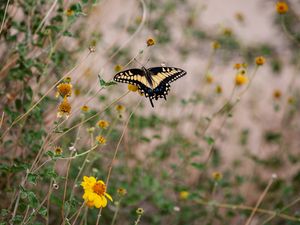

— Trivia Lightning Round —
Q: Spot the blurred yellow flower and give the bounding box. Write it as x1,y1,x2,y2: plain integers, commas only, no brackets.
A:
54,146,63,155
97,120,109,129
215,85,223,94
64,76,72,83
114,65,123,72
81,105,89,112
74,88,81,96
56,83,72,98
65,9,74,16
234,63,241,70
235,12,244,22
223,27,233,36
57,98,71,118
96,135,106,145
205,74,214,84
117,188,127,196
136,208,144,215
81,176,112,208
288,96,295,104
146,38,155,46
276,2,288,14
212,171,223,181
128,84,138,92
255,56,266,66
235,74,248,86
179,191,189,200
115,104,125,112
273,89,282,99
212,41,221,49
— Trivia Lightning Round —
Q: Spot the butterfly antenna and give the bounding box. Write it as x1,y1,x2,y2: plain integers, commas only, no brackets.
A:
149,98,154,107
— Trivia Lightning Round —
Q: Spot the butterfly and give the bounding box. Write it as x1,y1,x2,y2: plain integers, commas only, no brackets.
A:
113,66,187,107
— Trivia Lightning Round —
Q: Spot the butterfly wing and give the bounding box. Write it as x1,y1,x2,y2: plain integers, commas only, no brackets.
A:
148,67,187,85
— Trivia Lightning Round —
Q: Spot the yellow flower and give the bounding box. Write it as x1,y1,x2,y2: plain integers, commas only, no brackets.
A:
179,191,189,200
235,74,248,86
87,127,95,133
212,171,223,181
136,208,144,215
146,38,155,47
65,9,74,16
288,96,295,104
215,85,223,94
255,56,266,66
276,2,288,14
57,98,71,118
273,89,282,99
96,135,106,145
81,176,113,208
205,74,214,84
114,65,123,72
74,88,81,96
128,84,138,92
81,105,89,112
223,27,233,36
117,188,127,196
212,41,221,49
54,146,63,155
56,83,72,98
115,104,125,112
97,120,109,129
234,63,241,70
64,76,72,83
235,12,244,22
242,63,248,68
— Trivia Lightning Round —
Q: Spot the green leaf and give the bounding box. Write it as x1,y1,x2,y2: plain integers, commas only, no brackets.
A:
98,75,117,87
27,173,38,185
204,136,215,145
38,206,48,217
28,192,38,208
191,162,205,170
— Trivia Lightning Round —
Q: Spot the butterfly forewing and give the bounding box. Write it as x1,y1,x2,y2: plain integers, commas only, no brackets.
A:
149,67,187,85
113,68,153,89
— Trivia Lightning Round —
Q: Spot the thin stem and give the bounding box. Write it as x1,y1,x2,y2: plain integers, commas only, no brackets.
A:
71,203,85,225
34,0,58,34
197,199,300,222
262,196,300,224
110,200,122,225
134,215,142,225
0,0,10,35
280,15,300,47
95,97,142,225
244,175,276,225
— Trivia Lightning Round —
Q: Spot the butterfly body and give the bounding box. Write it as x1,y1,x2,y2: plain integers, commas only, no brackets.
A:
114,66,186,107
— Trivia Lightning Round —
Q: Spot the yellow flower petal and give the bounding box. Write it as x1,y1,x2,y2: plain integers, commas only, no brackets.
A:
105,192,113,201
94,195,102,208
101,195,107,207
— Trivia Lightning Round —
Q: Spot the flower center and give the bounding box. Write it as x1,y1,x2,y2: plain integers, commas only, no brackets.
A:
93,183,106,195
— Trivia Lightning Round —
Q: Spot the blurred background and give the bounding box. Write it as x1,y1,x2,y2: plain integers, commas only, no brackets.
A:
1,0,300,224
